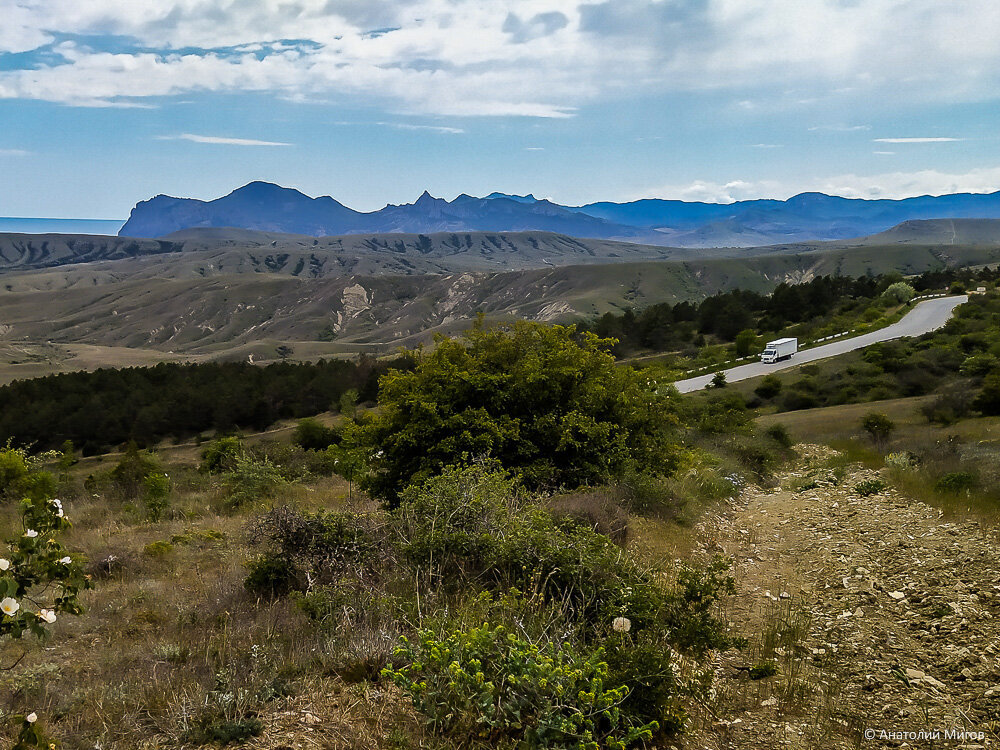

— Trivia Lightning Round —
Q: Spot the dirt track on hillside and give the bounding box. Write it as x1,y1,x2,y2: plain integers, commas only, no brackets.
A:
684,446,1000,749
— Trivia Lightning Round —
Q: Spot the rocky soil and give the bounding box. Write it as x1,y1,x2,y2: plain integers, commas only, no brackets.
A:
685,445,1000,749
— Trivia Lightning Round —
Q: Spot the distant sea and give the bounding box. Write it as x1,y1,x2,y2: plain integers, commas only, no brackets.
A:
0,217,124,235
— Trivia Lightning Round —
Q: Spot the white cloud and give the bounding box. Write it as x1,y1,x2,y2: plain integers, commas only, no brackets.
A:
157,133,293,146
751,143,782,148
0,149,31,157
374,122,464,134
809,124,870,132
873,150,895,155
873,137,963,143
1,1,999,117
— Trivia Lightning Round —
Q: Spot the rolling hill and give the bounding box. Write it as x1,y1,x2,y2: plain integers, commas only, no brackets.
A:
4,219,1000,285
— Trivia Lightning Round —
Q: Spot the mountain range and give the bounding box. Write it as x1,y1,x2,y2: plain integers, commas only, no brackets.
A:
119,181,1000,247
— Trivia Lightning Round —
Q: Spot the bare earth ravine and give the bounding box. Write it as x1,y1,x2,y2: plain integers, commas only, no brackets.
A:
684,446,1000,749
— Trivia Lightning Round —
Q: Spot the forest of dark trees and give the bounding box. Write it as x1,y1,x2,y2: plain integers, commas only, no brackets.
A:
585,266,1000,356
0,356,413,454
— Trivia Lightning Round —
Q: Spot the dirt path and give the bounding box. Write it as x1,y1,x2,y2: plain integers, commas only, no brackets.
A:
684,445,1000,749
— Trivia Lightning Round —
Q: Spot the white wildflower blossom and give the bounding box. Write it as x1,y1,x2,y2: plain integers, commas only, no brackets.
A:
59,556,72,565
24,529,38,538
38,609,57,624
0,558,10,571
26,712,37,723
612,616,631,633
1,597,19,616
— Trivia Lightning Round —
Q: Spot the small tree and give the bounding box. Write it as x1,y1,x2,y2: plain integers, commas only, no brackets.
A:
734,329,758,357
276,345,294,361
709,371,727,389
861,412,895,451
338,388,359,419
881,282,916,305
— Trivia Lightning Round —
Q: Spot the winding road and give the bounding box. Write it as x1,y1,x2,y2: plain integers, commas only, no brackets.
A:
673,294,968,393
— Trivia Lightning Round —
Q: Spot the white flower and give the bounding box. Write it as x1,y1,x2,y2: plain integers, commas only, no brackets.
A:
1,597,19,616
612,616,632,633
24,529,38,538
26,712,37,723
38,609,57,624
0,558,10,571
59,556,72,565
50,499,64,518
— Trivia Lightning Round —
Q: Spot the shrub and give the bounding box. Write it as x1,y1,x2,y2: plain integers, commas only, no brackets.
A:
200,436,242,473
709,371,727,389
384,625,658,749
921,384,974,425
860,412,895,451
293,417,340,451
973,370,1000,415
143,471,171,522
884,452,920,470
110,443,163,501
881,282,915,305
0,446,57,503
854,479,887,497
764,423,794,448
222,451,286,509
350,320,683,505
245,506,388,595
934,472,978,494
959,354,998,377
754,375,783,400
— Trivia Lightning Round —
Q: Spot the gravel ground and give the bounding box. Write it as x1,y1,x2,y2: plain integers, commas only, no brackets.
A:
681,445,1000,749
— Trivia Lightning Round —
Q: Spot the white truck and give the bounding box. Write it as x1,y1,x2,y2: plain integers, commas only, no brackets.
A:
760,337,797,364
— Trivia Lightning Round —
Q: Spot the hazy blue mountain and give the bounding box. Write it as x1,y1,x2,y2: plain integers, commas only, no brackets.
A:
120,183,656,242
574,191,1000,245
119,182,1000,247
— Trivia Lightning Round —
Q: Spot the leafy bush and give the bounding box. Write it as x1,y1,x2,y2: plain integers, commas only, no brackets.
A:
200,436,242,473
350,320,683,505
384,625,657,749
754,375,783,400
293,417,340,451
0,446,56,503
881,282,915,305
853,479,887,497
884,452,920,470
934,472,978,494
222,451,286,509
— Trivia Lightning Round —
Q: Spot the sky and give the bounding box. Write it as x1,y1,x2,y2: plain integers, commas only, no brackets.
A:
1,0,999,219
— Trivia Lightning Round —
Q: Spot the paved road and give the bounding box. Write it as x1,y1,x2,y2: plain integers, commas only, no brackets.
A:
673,295,968,393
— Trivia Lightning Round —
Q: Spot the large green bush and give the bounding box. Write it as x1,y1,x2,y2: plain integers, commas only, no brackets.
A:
349,321,683,505
385,625,657,749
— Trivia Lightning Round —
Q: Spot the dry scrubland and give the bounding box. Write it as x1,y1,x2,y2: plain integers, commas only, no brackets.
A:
2,418,999,748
